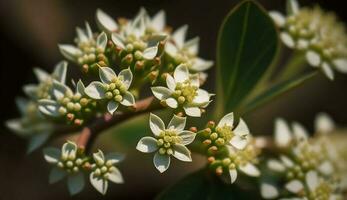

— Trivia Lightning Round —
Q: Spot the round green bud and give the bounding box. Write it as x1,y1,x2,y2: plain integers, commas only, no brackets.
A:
106,160,113,167
103,84,110,91
113,89,120,95
164,142,171,148
164,136,172,143
210,132,218,140
88,54,96,62
222,158,231,166
73,103,82,112
126,44,134,52
62,97,70,105
173,90,182,97
157,139,164,146
119,85,127,93
57,162,64,168
101,166,108,173
73,93,82,101
109,83,116,90
159,148,166,155
106,92,113,99
178,96,185,104
229,163,236,169
59,107,67,115
166,148,173,155
67,102,74,111
134,51,143,60
73,166,79,173
108,166,115,173
80,98,88,106
215,138,225,146
66,161,74,168
68,153,76,161
114,95,123,102
75,158,83,166
96,159,104,166
61,154,68,161
95,168,101,176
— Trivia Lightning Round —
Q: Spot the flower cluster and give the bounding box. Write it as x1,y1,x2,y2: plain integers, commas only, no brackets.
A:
270,0,347,80
261,114,346,199
44,141,124,195
136,113,196,173
198,113,260,183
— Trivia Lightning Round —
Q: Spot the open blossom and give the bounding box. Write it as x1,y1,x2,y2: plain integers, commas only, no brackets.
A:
59,22,108,73
43,141,86,195
151,64,212,117
269,0,347,80
85,67,135,115
136,113,196,173
38,80,97,125
89,150,124,195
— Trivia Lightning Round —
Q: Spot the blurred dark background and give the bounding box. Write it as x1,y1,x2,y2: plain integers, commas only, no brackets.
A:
0,0,347,199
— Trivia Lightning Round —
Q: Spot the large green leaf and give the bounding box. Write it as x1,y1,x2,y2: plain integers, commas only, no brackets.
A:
216,0,278,117
240,71,318,115
156,168,260,200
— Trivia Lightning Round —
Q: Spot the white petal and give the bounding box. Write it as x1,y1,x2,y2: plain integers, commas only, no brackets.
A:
314,112,335,133
269,11,286,27
230,136,248,150
111,33,125,49
333,58,347,73
149,113,165,136
151,87,172,100
76,27,88,42
99,67,116,84
85,81,106,99
233,118,250,137
96,9,118,32
23,84,38,99
297,39,309,50
151,10,165,31
267,159,286,172
166,75,176,91
107,167,124,184
120,91,135,106
286,0,300,15
38,100,61,117
143,46,158,60
172,25,188,48
184,37,199,55
183,106,201,117
172,144,192,162
58,44,81,62
280,155,294,167
178,131,196,145
239,163,260,177
52,80,72,100
217,112,234,128
167,115,186,131
174,64,189,83
85,22,93,39
306,51,321,67
306,171,318,192
165,42,178,57
166,98,178,108
285,179,304,193
191,58,213,72
62,141,77,158
153,152,170,173
90,173,108,195
52,60,68,83
105,153,124,164
318,161,334,175
43,147,61,164
33,68,50,82
280,32,295,48
322,62,334,80
119,68,133,90
107,101,119,115
229,169,238,183
274,118,292,147
93,150,105,163
192,89,210,105
190,74,200,87
292,122,308,142
261,183,279,199
136,137,158,153
96,32,108,50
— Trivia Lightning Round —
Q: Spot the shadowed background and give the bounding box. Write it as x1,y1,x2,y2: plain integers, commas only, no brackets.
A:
0,0,346,199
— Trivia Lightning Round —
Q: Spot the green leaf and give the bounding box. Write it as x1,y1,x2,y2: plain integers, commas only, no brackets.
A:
216,0,278,117
156,168,260,200
240,71,318,114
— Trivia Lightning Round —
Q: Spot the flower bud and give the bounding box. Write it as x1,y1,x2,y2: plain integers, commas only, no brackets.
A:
159,148,166,155
73,166,79,173
75,158,83,166
101,166,108,173
178,96,185,104
210,132,218,140
95,168,101,176
73,103,82,112
134,51,143,60
215,138,225,146
106,92,113,99
109,83,116,90
67,102,74,111
114,95,123,102
66,161,74,168
166,148,173,155
157,139,164,146
113,89,120,96
59,107,67,115
215,166,223,176
106,160,113,167
207,121,215,128
80,98,88,106
57,162,64,168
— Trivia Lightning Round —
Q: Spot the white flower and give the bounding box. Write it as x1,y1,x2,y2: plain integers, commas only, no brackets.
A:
151,64,212,117
314,112,335,134
136,113,196,173
226,139,260,184
59,22,108,73
269,0,347,80
90,150,124,195
96,9,119,33
23,61,67,100
84,67,135,115
43,141,86,195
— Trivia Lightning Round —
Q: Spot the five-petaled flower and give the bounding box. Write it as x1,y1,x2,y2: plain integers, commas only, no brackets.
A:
151,64,212,117
43,141,86,195
136,113,196,173
85,67,135,115
89,150,124,195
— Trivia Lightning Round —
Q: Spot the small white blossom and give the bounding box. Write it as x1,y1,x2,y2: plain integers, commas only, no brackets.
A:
269,0,347,80
43,141,86,195
136,113,196,173
151,64,212,117
90,150,124,195
84,67,135,115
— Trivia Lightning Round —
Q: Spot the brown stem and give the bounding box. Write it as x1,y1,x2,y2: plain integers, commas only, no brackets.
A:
76,96,160,153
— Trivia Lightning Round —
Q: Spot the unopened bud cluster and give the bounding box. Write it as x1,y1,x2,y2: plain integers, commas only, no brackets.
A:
77,38,108,73
172,81,198,105
103,77,127,103
57,152,87,174
91,158,117,180
157,130,182,155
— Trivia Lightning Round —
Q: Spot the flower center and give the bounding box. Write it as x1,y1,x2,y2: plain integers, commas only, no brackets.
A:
157,129,182,155
57,154,85,174
104,77,128,103
306,181,332,200
92,160,117,180
36,79,53,99
173,81,198,104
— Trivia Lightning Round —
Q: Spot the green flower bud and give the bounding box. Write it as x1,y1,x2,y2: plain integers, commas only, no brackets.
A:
164,142,171,148
119,85,127,93
73,103,82,112
113,89,120,96
166,148,173,155
73,93,82,101
178,96,185,104
215,138,225,146
59,107,67,115
61,154,68,161
164,136,172,143
159,148,166,155
106,92,113,99
210,132,218,140
57,162,64,168
95,168,101,176
126,44,134,52
157,139,164,146
109,83,116,90
73,166,79,173
222,158,231,166
106,160,113,167
103,84,110,91
103,174,109,179
66,161,74,168
62,97,70,105
229,163,236,169
67,102,74,111
75,158,83,166
80,98,88,106
101,166,108,173
134,51,143,60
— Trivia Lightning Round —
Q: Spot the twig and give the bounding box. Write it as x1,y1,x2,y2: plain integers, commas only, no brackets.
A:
76,96,160,153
